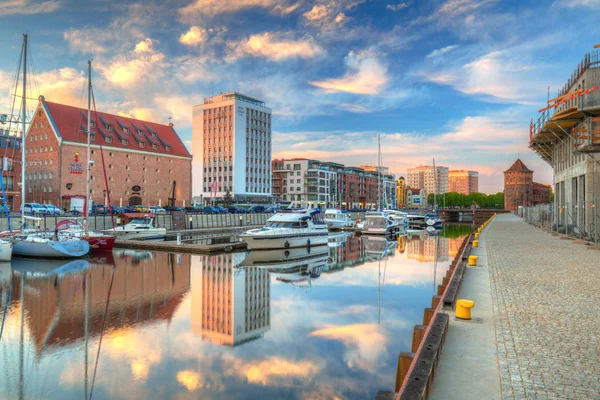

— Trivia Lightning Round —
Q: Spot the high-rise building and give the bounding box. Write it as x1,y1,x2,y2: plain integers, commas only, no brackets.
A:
407,165,449,194
449,170,479,194
192,92,272,203
397,177,406,208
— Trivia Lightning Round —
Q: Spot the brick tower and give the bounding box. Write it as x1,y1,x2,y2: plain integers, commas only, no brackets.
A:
504,159,533,211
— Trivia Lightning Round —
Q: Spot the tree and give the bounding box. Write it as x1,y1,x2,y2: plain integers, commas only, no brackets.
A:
223,187,233,207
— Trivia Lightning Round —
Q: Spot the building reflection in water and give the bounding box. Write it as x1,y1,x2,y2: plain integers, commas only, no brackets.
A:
8,251,191,357
406,233,449,263
326,233,368,273
191,254,271,347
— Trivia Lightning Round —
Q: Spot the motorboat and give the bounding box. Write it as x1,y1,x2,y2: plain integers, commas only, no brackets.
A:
323,209,356,229
102,216,166,241
56,220,115,251
239,209,328,250
384,209,409,226
12,232,91,258
425,213,444,228
407,214,426,227
0,239,13,262
361,211,401,235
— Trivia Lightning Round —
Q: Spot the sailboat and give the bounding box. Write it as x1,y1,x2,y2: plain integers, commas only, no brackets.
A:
426,158,444,228
11,34,90,258
57,60,115,251
362,135,400,235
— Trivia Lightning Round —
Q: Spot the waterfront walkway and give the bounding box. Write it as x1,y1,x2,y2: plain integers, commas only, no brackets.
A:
430,213,600,400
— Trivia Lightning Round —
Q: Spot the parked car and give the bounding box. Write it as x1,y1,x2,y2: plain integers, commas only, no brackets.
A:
213,206,228,214
265,206,279,213
22,202,48,215
165,206,185,212
202,206,218,214
43,204,63,215
249,205,266,213
134,205,150,212
108,205,125,214
91,204,109,215
149,206,167,214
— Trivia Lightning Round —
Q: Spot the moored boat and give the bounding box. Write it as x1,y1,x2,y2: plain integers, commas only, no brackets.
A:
239,209,328,250
324,209,356,229
55,220,115,251
361,211,400,235
102,215,166,241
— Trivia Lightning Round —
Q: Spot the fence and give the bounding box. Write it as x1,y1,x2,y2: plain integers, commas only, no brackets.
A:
521,202,599,245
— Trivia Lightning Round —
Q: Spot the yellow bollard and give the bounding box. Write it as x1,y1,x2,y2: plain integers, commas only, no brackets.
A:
468,255,479,266
473,240,479,248
474,232,479,238
456,299,475,320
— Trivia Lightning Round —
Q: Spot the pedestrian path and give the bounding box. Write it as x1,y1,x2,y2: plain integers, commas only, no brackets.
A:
430,213,600,400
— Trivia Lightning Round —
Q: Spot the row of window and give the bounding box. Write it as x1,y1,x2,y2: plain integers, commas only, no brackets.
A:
27,172,53,180
25,145,54,154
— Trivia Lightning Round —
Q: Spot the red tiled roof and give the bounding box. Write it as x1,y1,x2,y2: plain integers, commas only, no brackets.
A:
505,158,532,173
40,99,191,158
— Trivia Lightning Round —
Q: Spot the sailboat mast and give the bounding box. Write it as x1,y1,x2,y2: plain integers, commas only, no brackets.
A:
85,60,92,231
20,34,27,230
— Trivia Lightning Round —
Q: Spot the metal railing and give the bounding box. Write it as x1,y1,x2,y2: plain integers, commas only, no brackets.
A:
521,201,599,245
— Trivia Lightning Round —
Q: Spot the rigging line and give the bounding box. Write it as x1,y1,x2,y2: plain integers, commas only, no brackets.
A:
89,265,116,400
91,89,115,229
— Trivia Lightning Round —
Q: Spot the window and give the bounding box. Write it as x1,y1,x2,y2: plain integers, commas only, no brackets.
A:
106,136,112,143
139,142,145,148
152,144,158,149
123,127,129,133
121,139,128,145
106,124,113,131
90,121,95,128
137,130,143,135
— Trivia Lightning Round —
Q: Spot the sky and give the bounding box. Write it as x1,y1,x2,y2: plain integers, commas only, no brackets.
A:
1,0,599,193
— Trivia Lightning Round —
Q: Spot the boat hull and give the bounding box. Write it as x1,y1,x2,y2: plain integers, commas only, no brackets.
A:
0,240,13,262
86,235,116,251
240,232,329,250
12,239,90,258
325,219,356,229
101,228,166,241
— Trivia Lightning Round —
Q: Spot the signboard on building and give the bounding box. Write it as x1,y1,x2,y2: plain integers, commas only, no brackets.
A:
69,152,84,174
413,198,421,204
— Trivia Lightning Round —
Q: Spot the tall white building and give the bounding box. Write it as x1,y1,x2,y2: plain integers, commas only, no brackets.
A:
407,165,449,194
192,92,272,203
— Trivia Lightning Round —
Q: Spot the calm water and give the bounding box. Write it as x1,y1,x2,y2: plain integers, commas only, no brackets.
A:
0,225,472,400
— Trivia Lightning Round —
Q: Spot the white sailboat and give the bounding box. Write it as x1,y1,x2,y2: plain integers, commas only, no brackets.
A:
11,34,90,258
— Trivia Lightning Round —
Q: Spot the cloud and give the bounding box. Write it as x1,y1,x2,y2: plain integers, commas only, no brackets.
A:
226,356,322,386
133,38,154,53
63,28,114,54
227,32,324,61
0,0,60,15
426,45,459,59
34,68,87,107
177,370,203,391
386,3,408,11
553,0,600,7
179,0,296,22
179,26,208,46
309,50,388,95
309,324,387,369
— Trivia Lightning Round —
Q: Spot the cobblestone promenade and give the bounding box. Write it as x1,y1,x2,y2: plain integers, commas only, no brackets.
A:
487,214,600,400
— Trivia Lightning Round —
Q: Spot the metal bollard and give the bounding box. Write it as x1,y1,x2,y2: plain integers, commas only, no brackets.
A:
456,299,475,320
239,215,243,226
468,255,478,266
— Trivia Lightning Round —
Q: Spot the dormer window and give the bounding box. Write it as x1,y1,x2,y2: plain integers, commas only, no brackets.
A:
90,121,95,128
106,124,112,131
139,142,145,148
123,127,129,134
165,145,171,152
121,139,128,145
105,136,112,143
90,133,96,140
137,130,143,135
151,132,157,138
152,143,158,149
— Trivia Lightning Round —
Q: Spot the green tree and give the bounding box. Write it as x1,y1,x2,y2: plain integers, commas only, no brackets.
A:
223,187,233,207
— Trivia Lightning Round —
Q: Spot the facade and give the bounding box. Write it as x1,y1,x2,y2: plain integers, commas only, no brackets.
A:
192,92,272,204
0,130,22,210
406,188,428,209
191,254,271,346
25,97,192,208
407,165,449,194
449,170,479,194
272,159,396,209
396,177,406,208
529,46,600,237
532,182,551,205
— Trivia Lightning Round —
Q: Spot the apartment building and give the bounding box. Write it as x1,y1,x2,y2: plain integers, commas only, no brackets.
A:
192,92,272,203
448,170,479,194
407,165,449,194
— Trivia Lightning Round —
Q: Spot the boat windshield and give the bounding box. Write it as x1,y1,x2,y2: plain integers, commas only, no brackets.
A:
325,213,340,219
365,217,388,228
266,221,308,228
129,218,152,225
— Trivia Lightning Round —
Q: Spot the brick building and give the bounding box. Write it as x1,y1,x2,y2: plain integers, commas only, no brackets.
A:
0,130,22,210
25,97,192,208
448,170,479,194
504,159,549,211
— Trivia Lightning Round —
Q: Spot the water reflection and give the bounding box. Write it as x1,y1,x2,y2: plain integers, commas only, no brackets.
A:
0,225,470,400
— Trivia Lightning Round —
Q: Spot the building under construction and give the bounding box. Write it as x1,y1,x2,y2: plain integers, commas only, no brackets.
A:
529,45,600,237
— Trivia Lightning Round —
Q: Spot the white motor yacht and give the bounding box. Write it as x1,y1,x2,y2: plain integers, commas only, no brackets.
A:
102,216,166,241
324,209,356,229
384,209,409,226
361,211,401,235
239,209,328,250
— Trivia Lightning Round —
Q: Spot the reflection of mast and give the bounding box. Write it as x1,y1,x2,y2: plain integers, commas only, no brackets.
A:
377,244,390,325
433,234,439,295
84,270,89,400
19,275,24,400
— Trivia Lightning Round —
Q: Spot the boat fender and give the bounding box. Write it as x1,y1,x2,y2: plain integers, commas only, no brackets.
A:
284,250,290,257
307,238,311,247
284,241,290,249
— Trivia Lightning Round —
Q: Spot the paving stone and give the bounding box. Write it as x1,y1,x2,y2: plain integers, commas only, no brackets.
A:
486,214,600,400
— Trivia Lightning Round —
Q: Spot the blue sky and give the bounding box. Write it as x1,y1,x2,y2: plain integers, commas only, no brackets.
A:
1,0,599,192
